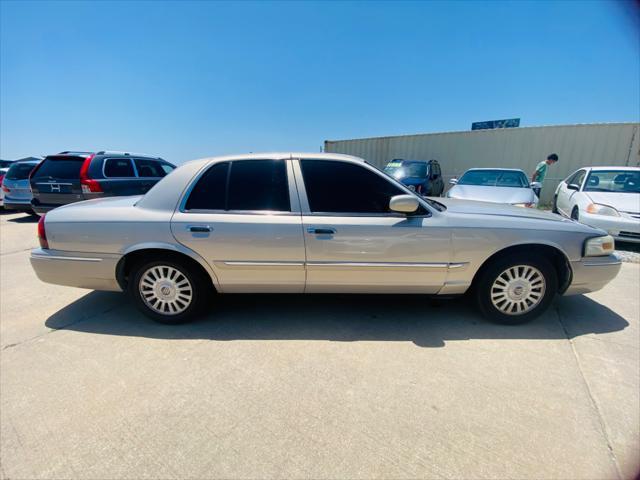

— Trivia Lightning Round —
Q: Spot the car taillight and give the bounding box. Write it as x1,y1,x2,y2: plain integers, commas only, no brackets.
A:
37,214,49,249
79,154,102,193
2,186,9,193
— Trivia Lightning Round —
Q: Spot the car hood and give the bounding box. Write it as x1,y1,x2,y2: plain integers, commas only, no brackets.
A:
584,192,640,214
447,185,535,204
437,197,576,223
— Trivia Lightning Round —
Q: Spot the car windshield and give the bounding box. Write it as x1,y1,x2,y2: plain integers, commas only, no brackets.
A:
5,162,38,180
458,169,529,188
384,161,428,178
584,170,640,193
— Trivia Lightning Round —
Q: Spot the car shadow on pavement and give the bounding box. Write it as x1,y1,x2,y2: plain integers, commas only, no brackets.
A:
45,291,629,348
5,213,38,223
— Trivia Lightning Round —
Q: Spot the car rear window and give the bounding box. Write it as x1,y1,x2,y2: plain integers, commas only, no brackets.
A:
31,156,85,179
5,162,38,180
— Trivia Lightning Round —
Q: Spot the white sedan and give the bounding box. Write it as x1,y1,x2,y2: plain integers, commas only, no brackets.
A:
553,166,640,243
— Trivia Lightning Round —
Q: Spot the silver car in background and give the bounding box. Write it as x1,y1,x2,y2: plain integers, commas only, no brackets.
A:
447,168,540,207
31,153,620,325
2,159,41,213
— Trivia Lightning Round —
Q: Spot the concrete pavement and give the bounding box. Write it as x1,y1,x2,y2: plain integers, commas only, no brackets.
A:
1,211,638,479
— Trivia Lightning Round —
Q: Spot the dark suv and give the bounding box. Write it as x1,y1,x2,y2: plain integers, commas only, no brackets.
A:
30,151,175,215
382,158,444,196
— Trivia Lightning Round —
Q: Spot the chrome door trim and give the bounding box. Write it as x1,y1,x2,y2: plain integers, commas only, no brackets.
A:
222,261,305,267
290,159,310,212
285,160,301,213
31,254,102,262
306,261,449,268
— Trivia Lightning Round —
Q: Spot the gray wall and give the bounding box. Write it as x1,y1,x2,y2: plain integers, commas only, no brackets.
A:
324,123,640,204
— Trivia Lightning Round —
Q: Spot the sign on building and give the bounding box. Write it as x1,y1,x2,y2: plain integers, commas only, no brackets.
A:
471,118,520,130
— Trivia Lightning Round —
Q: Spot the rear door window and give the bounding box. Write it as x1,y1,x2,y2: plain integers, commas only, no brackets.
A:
104,158,135,178
134,159,167,178
227,160,290,211
31,156,85,179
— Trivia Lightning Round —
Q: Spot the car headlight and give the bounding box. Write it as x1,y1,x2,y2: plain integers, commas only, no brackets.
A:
584,235,615,257
585,203,620,217
512,202,534,208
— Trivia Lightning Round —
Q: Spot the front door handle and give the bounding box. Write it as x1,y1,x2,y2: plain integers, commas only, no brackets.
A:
307,227,336,235
188,225,212,233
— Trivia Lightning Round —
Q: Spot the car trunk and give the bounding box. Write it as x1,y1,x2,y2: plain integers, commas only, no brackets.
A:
30,156,86,207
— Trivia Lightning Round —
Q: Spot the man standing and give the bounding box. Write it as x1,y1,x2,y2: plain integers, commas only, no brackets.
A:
531,153,559,198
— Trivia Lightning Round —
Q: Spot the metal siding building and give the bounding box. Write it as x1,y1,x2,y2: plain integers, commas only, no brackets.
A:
324,123,640,204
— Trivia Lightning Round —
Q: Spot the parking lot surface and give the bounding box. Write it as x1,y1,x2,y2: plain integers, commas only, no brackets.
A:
1,210,638,480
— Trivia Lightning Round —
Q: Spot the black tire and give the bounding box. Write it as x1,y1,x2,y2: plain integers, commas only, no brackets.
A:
128,257,210,324
474,253,557,325
552,195,559,214
571,207,579,221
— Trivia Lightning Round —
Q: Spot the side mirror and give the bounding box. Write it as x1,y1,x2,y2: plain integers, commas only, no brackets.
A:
567,184,580,191
389,194,419,214
530,181,541,189
449,178,458,185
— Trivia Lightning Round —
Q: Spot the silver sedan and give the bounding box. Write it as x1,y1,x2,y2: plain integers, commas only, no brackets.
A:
30,153,621,325
447,168,540,207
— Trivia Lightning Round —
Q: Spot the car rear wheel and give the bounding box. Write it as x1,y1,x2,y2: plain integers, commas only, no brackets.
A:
128,258,208,324
552,195,558,213
474,253,557,325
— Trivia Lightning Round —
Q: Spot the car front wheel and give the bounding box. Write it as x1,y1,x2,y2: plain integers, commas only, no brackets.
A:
128,258,208,324
474,254,557,325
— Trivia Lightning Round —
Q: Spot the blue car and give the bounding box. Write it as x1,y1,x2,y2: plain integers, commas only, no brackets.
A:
383,159,444,196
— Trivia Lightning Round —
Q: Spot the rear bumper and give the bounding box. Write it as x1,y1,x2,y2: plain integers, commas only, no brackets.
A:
31,203,60,215
563,254,622,295
4,199,34,212
30,248,123,291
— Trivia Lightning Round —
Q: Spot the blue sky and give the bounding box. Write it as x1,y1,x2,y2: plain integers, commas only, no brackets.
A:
1,0,638,164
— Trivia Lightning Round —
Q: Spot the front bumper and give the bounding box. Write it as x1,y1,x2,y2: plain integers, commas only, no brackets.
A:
563,254,622,295
579,212,640,243
30,248,123,291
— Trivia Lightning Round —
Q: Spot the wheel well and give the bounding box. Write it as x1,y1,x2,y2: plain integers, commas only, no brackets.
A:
116,249,216,291
471,244,572,294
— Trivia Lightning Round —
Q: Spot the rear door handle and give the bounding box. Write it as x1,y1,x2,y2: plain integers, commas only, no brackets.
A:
188,225,212,233
307,227,336,235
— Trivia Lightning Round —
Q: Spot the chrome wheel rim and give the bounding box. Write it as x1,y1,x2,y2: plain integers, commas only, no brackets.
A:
139,266,193,315
490,265,546,316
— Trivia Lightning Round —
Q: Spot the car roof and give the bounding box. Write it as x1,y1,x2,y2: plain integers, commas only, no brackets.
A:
388,159,430,164
586,166,640,172
463,168,527,174
51,151,162,160
185,152,365,166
